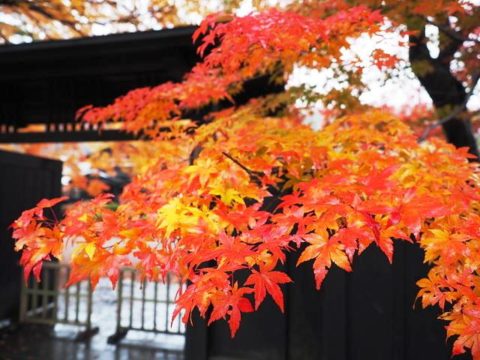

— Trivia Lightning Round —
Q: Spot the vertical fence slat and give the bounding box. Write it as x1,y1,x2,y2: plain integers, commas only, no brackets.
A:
165,275,171,332
153,281,158,331
117,270,124,330
53,267,59,323
129,271,135,328
177,302,182,334
19,279,27,322
75,283,81,323
41,268,49,318
64,267,70,321
141,280,146,330
32,278,38,315
86,282,93,330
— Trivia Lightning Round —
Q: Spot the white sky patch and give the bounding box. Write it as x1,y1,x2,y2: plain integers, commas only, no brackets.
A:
425,24,440,59
343,26,434,111
469,84,480,112
288,21,479,119
288,27,433,121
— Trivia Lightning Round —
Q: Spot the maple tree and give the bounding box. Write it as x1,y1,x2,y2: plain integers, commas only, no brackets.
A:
9,1,480,359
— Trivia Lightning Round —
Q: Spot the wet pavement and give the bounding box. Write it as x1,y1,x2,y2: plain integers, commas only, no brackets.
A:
0,324,184,360
0,278,185,360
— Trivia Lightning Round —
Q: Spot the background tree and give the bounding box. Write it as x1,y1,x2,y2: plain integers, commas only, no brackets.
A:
0,0,139,41
9,1,480,359
309,0,480,155
0,0,282,43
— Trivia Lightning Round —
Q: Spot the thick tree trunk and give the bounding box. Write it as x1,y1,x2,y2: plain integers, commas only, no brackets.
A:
409,31,479,158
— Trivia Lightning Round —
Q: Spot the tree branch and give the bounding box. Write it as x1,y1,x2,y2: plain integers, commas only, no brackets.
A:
222,152,263,186
424,17,480,45
434,18,464,62
418,72,480,142
189,144,203,165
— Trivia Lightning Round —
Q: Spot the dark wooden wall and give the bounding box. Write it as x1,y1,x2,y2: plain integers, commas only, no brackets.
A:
0,27,199,143
0,150,62,322
0,27,197,127
186,242,472,360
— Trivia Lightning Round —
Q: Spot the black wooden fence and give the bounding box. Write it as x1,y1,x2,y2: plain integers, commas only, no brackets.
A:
186,242,471,360
0,150,62,323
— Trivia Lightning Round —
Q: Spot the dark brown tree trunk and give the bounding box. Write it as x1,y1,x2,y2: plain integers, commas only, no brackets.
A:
409,30,479,158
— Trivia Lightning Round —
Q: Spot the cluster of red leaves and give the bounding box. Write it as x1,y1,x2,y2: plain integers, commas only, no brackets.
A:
10,3,480,359
12,107,480,352
78,6,386,137
12,197,67,282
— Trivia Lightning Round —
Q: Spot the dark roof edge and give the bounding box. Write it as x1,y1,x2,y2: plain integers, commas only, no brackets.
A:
0,25,198,55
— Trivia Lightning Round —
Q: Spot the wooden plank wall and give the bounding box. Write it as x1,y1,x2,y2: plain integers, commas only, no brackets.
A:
186,241,472,360
0,150,62,322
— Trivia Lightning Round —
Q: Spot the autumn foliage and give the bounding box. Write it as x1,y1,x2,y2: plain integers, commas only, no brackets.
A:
10,1,480,359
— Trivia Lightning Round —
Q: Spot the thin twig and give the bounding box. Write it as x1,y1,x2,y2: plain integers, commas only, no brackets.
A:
418,73,480,142
222,151,263,185
424,17,480,45
189,144,203,165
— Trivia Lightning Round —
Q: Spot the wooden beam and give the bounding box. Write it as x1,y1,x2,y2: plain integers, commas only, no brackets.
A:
0,130,140,143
